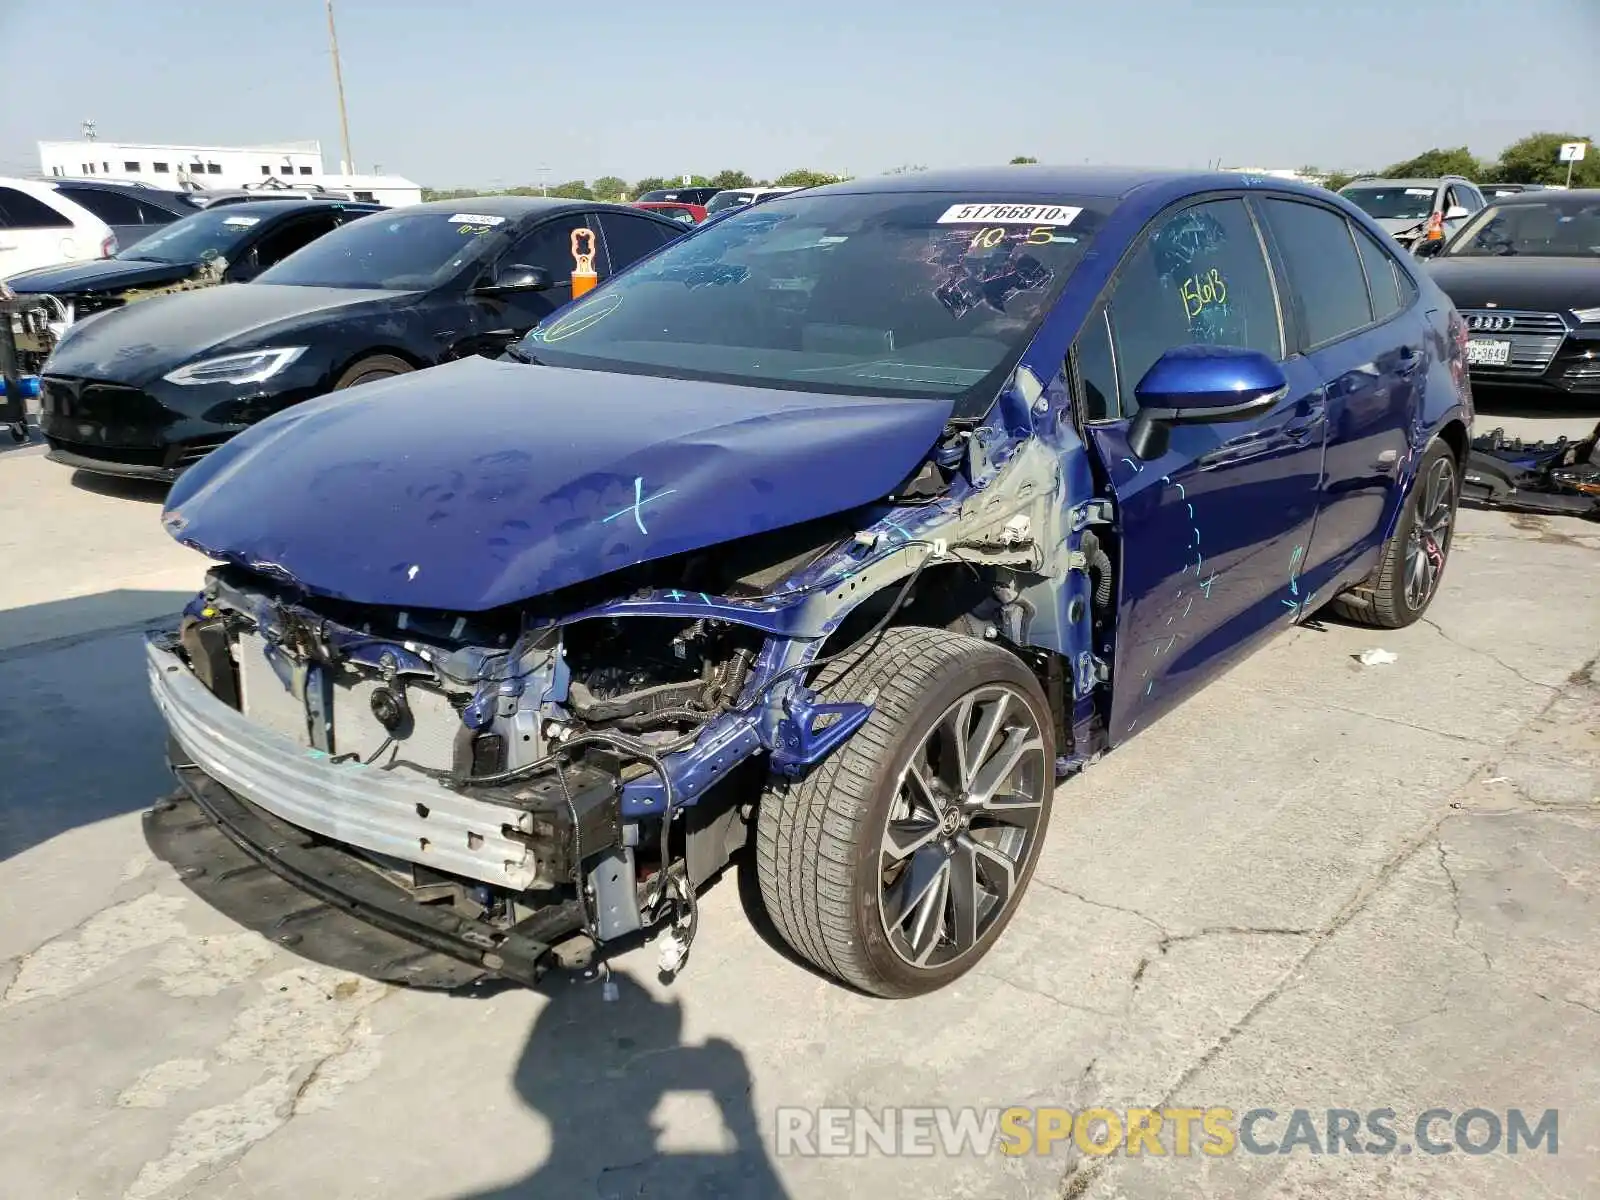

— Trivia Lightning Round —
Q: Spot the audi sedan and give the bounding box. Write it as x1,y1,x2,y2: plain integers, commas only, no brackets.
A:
1418,189,1600,397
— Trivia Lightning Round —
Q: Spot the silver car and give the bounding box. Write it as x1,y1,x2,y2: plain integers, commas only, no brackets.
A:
1338,175,1487,249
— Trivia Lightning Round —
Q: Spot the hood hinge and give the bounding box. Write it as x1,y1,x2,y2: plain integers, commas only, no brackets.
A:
1070,498,1114,531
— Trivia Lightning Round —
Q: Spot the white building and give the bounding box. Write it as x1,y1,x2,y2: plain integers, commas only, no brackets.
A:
37,138,422,206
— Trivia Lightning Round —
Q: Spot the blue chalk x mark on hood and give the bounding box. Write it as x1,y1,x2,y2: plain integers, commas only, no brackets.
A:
163,355,955,611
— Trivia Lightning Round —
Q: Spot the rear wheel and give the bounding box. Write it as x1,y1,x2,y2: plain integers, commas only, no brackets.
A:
755,627,1055,997
1330,439,1459,628
333,354,413,391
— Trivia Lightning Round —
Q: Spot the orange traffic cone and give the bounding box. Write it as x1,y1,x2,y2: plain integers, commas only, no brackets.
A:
571,228,598,297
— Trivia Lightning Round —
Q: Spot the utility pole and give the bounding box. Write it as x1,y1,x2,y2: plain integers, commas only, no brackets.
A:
326,0,355,174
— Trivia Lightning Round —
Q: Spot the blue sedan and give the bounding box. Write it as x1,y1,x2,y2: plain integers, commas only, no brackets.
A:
147,166,1472,998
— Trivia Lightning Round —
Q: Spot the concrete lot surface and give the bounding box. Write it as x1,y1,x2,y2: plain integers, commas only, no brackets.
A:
1,389,1597,1200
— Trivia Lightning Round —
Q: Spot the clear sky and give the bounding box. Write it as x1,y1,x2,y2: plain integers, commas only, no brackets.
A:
1,0,1595,188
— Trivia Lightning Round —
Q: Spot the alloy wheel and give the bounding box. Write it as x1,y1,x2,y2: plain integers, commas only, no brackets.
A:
1403,456,1457,611
877,684,1049,969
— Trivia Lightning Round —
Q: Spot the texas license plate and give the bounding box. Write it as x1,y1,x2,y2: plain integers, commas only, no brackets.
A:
1466,338,1511,366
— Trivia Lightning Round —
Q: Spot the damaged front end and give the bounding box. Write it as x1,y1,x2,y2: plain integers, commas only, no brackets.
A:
14,258,227,373
148,389,1105,987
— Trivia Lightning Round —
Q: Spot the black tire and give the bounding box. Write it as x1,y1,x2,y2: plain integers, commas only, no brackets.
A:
755,627,1056,998
333,354,413,391
1329,439,1459,628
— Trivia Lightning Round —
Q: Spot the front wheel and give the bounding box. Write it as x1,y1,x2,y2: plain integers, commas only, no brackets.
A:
755,627,1056,997
1331,439,1459,628
333,354,414,391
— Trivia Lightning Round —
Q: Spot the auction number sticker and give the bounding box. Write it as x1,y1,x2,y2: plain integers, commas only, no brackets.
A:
447,213,507,226
937,202,1082,226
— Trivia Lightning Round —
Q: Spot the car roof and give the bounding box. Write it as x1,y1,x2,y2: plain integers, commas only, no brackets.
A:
191,198,384,217
1341,176,1470,188
398,196,657,219
1482,188,1600,208
793,165,1347,202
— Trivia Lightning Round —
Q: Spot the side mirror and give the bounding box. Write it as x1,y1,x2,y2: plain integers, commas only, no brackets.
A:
1444,205,1470,221
477,264,553,295
1127,345,1288,460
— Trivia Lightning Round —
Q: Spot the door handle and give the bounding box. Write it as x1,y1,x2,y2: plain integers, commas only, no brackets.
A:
1282,399,1327,443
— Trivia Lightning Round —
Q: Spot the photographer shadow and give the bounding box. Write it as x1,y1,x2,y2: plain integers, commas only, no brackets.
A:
458,967,789,1199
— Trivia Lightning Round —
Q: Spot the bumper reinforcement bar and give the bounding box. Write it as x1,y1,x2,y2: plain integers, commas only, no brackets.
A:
156,757,582,988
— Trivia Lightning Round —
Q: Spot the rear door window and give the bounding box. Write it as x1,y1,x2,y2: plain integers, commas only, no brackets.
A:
1260,199,1373,349
598,213,681,270
54,186,148,226
0,187,72,229
1104,197,1282,414
252,210,343,268
1352,224,1404,322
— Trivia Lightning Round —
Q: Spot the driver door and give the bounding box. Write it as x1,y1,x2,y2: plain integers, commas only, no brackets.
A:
1074,195,1328,741
461,213,610,358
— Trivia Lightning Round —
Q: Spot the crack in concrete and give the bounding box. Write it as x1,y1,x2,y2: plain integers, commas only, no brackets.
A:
1053,660,1597,1198
1420,616,1560,691
984,971,1123,1019
1030,880,1169,936
1435,837,1495,972
1533,992,1600,1020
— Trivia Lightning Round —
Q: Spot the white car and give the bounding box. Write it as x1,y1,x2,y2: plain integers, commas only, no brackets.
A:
0,177,116,280
703,186,803,215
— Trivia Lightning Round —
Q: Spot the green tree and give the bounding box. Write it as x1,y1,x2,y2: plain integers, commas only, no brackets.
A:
1322,170,1358,192
1493,131,1598,187
710,169,754,189
546,180,594,199
591,175,628,201
633,176,670,196
773,168,839,189
1381,146,1483,179
420,187,479,202
1009,155,1038,164
885,164,927,174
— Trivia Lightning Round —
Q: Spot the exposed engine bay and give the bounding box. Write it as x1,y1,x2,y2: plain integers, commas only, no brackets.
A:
12,257,227,373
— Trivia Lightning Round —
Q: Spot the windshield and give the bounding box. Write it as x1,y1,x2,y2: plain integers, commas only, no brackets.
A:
116,207,268,264
1446,200,1600,258
705,190,760,214
255,210,505,289
519,191,1105,415
1340,186,1437,222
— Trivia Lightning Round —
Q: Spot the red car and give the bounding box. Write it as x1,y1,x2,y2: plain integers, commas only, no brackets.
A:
632,200,705,227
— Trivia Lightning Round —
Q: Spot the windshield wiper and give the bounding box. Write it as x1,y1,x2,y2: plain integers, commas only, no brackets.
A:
503,344,541,365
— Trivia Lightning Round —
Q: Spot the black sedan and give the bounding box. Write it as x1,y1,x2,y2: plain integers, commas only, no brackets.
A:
8,199,381,369
1419,189,1600,398
38,196,686,480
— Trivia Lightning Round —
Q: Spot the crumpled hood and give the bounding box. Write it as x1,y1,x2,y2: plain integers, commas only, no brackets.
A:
4,256,195,296
163,355,954,611
1373,216,1426,240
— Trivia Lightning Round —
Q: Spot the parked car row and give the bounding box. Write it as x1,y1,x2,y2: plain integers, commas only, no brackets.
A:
631,184,802,225
29,197,686,477
131,166,1481,998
